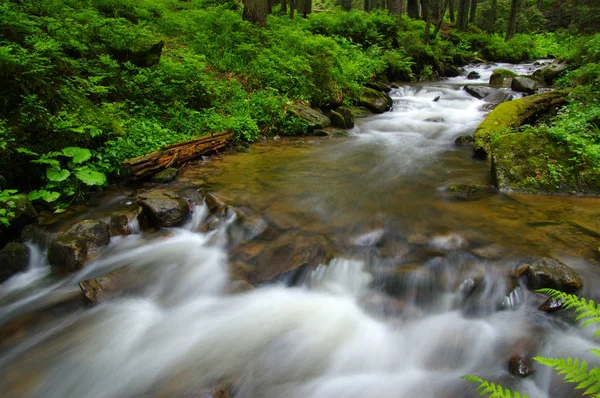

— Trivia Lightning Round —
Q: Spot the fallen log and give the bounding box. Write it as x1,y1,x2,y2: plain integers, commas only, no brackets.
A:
122,131,233,180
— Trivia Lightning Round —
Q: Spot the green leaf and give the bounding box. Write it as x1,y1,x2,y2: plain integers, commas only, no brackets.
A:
75,168,106,186
46,167,71,182
28,190,60,203
16,147,39,156
62,147,92,164
31,158,61,167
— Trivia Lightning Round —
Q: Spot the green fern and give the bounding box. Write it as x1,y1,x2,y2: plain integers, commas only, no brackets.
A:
537,288,600,336
533,356,600,396
461,375,529,398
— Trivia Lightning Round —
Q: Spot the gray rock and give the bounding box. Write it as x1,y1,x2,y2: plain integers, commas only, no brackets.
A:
152,167,178,183
467,71,481,80
526,257,582,293
483,90,514,104
511,76,538,95
47,220,111,273
464,85,494,99
137,189,190,227
336,106,355,128
0,242,29,283
359,87,393,114
366,81,392,93
533,61,568,84
290,102,331,132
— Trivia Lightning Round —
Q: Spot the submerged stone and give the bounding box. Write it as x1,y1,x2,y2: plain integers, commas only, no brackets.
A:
152,167,178,183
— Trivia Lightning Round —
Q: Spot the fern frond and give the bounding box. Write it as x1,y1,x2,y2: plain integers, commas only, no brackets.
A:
537,289,600,336
462,375,529,398
534,356,600,396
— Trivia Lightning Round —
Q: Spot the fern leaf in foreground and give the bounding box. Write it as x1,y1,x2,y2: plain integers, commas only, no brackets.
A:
537,288,600,337
533,356,600,396
461,375,529,398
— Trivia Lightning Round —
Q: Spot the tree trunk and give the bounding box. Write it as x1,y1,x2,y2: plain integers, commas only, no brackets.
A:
122,132,234,181
433,0,450,38
296,0,311,17
390,0,403,14
341,0,352,10
456,0,469,30
448,0,455,22
281,0,287,14
432,0,441,21
486,0,497,32
243,0,268,25
290,0,295,18
267,0,276,14
469,0,477,23
407,0,419,18
505,0,520,41
423,0,431,43
536,0,543,10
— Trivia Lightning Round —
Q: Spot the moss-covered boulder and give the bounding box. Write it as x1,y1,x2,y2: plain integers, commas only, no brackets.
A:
473,90,569,159
489,68,517,86
47,220,111,273
152,167,178,183
491,128,600,193
526,257,582,294
0,242,29,283
327,110,347,129
359,87,393,114
336,106,355,128
533,61,568,85
345,105,372,118
137,189,190,227
290,102,331,131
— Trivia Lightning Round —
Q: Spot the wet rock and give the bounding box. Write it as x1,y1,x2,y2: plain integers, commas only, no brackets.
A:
335,106,355,128
152,167,178,183
108,205,144,236
533,61,568,85
445,184,497,201
0,242,29,283
471,244,506,260
429,234,467,251
489,68,517,86
290,102,331,132
137,189,190,227
464,85,494,99
467,71,481,80
538,296,563,312
508,354,536,377
346,105,372,118
359,87,393,114
511,76,538,95
526,257,582,293
483,90,514,104
443,65,461,77
79,268,144,304
327,110,346,129
312,129,329,137
312,128,350,138
366,81,392,93
454,135,474,146
47,220,111,273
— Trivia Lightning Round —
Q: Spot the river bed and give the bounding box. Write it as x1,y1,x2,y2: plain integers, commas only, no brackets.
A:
1,62,600,398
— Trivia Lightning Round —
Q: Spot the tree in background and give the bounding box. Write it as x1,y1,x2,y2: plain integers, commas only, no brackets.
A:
297,0,312,17
407,0,419,18
243,0,268,24
456,0,469,30
469,0,477,23
505,0,520,40
341,0,352,10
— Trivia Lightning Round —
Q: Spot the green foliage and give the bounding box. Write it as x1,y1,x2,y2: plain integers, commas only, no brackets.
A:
461,375,529,398
0,189,23,227
537,289,600,335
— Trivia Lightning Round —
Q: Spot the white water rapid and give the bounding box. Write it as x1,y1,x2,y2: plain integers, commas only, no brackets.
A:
1,62,598,398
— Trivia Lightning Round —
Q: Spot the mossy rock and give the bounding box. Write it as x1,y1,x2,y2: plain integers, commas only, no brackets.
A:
491,129,600,194
336,106,355,128
289,102,331,131
152,168,178,183
345,106,372,118
137,189,190,227
358,87,393,114
327,110,347,129
0,242,29,283
489,68,517,86
473,90,569,159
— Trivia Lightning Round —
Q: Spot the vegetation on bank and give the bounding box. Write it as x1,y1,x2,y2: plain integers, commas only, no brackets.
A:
0,0,598,219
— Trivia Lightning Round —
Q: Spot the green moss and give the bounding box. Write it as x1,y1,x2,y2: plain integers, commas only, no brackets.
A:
473,90,569,158
491,128,600,194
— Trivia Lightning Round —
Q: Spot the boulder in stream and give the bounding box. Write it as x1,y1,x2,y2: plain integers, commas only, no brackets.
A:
463,85,514,105
525,257,582,293
511,76,539,95
137,189,190,227
358,87,393,114
47,220,111,273
467,71,481,80
533,61,568,85
454,135,474,146
289,102,331,132
152,167,178,183
489,68,517,86
79,267,145,304
327,110,347,129
0,242,29,283
366,81,392,93
335,106,355,128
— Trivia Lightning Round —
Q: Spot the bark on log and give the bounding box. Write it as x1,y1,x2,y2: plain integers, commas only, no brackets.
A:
122,131,233,180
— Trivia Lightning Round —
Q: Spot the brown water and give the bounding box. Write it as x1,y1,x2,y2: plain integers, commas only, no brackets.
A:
1,63,600,398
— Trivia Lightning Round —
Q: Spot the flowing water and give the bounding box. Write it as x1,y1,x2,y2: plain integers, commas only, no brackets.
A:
2,62,600,398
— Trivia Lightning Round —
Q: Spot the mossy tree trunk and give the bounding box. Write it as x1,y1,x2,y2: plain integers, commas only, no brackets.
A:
423,0,431,44
341,0,352,10
297,0,311,17
433,0,450,38
485,0,497,32
448,0,455,22
456,0,469,30
243,0,268,25
468,0,477,23
505,0,520,41
290,0,295,18
281,0,287,14
390,0,403,14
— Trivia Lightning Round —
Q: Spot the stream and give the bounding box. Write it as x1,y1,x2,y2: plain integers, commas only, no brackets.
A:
2,62,600,398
